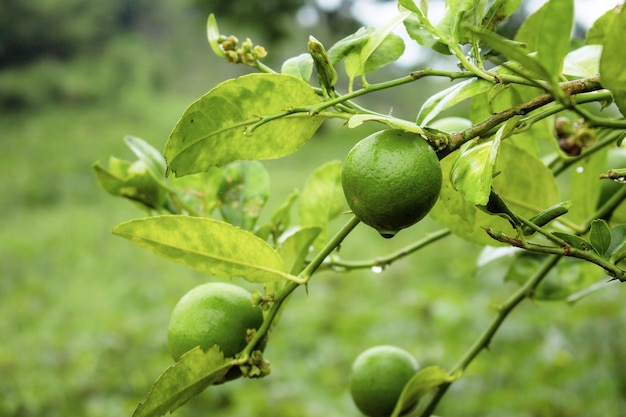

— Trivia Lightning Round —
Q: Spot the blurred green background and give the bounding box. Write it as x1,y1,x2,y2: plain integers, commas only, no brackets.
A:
2,1,625,416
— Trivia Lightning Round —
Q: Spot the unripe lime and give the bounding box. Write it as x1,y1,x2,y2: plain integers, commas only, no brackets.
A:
349,345,419,417
167,282,264,361
341,129,442,238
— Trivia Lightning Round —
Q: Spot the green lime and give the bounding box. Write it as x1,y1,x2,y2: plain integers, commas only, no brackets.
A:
167,282,264,361
342,129,442,238
349,345,419,417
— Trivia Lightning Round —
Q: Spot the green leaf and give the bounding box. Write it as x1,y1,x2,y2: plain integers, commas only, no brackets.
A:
164,73,324,176
206,14,225,58
299,160,345,250
281,53,314,82
327,27,375,65
450,117,518,206
133,347,231,417
278,227,322,274
391,366,455,417
553,232,594,252
359,12,410,73
482,0,521,32
535,0,573,80
417,78,492,125
112,215,289,283
608,224,626,262
92,157,167,210
565,146,607,224
586,7,618,45
589,219,612,257
362,33,405,74
431,142,560,246
403,14,451,55
563,45,602,78
218,161,270,231
514,1,547,51
600,5,626,117
125,136,167,185
466,25,550,81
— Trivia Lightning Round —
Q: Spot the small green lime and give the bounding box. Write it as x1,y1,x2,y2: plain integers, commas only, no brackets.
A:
341,129,442,238
349,345,419,417
167,282,264,361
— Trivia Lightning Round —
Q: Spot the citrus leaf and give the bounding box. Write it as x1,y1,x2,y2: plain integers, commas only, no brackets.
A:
359,11,410,73
608,224,626,262
92,158,167,210
218,161,270,231
600,5,626,117
206,14,225,58
391,366,455,417
327,27,375,65
563,45,602,79
125,136,167,185
586,7,617,45
348,114,424,134
112,215,290,283
431,142,560,246
482,0,521,32
589,219,612,257
417,78,492,125
299,160,345,250
164,73,324,176
132,347,231,417
278,227,322,274
467,25,550,81
281,53,314,82
535,0,573,80
553,232,594,252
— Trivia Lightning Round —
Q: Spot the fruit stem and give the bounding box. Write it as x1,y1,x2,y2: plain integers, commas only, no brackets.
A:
321,228,450,271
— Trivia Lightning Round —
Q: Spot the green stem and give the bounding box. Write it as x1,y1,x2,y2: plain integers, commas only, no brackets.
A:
420,255,561,417
323,229,451,271
242,216,361,357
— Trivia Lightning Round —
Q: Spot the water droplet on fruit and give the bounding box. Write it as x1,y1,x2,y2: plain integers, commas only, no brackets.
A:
378,230,397,239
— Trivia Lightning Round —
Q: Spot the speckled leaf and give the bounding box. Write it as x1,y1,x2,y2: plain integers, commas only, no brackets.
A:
113,215,289,283
165,73,324,176
133,347,230,417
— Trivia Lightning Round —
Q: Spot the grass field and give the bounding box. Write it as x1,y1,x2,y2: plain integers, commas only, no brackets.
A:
2,85,626,417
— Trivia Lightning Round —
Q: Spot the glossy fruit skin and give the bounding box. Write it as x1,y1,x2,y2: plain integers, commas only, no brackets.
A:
341,129,442,238
167,282,264,361
349,345,419,417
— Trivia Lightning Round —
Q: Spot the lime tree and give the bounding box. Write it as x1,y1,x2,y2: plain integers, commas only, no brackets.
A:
341,129,442,238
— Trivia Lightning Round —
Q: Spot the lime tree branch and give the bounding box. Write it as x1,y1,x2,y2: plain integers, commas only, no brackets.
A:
484,227,626,281
443,77,606,157
242,215,361,358
322,228,450,271
420,255,561,417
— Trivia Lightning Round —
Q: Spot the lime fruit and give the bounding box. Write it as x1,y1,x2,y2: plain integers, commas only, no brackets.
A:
341,129,442,238
349,345,419,417
167,282,264,361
